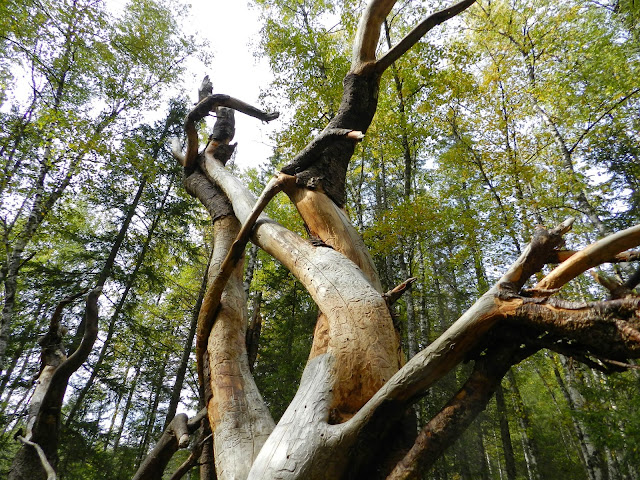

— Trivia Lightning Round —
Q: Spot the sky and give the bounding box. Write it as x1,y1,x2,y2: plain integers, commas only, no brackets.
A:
183,0,279,170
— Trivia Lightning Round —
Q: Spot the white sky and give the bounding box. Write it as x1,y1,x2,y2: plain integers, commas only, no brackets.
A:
183,0,279,171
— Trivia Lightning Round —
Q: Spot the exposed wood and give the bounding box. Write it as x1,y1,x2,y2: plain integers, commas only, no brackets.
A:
352,0,397,73
201,151,401,422
247,354,344,479
336,221,573,457
284,186,384,291
205,216,274,480
195,172,295,384
182,94,278,168
384,278,418,306
532,224,640,294
552,249,640,264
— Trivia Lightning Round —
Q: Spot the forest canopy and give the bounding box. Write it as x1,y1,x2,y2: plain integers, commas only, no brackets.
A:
1,0,639,479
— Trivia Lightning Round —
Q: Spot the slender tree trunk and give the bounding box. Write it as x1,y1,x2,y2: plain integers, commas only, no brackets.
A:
113,364,140,453
495,383,517,480
506,370,542,480
104,364,129,451
0,344,35,413
164,259,208,429
136,352,168,466
399,254,418,358
66,175,174,425
553,356,605,480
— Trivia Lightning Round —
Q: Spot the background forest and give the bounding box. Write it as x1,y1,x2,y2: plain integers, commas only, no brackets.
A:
1,0,639,478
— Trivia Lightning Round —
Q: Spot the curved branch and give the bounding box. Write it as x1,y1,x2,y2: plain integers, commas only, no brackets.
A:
532,224,640,294
133,408,207,480
34,288,101,424
182,94,279,168
195,172,295,383
47,288,101,386
352,0,397,72
376,0,476,73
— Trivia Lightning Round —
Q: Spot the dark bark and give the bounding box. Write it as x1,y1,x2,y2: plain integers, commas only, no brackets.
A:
246,291,263,373
387,345,535,479
280,73,381,206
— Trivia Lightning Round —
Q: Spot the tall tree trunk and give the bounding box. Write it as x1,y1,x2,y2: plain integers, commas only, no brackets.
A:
113,364,140,453
553,356,605,480
164,259,209,429
136,352,169,466
495,383,517,480
65,175,174,425
506,370,542,480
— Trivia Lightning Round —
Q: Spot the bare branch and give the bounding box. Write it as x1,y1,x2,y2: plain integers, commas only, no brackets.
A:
182,94,278,168
352,0,397,73
195,172,296,383
376,0,477,73
532,224,640,294
591,271,634,299
386,344,532,479
133,408,207,480
341,220,574,440
384,277,417,305
550,249,640,264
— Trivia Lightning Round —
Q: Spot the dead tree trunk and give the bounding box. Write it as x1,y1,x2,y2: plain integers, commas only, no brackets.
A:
9,289,100,480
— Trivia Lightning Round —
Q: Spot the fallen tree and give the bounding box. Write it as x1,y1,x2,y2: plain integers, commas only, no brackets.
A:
136,0,640,478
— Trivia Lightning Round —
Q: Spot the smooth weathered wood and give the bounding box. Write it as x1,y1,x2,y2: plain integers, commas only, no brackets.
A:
206,217,274,480
285,186,383,292
182,95,278,168
247,354,344,480
351,0,397,73
533,224,640,293
201,152,402,421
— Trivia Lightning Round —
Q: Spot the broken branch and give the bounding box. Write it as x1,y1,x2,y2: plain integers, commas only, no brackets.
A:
532,224,640,294
182,94,278,168
384,277,417,306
